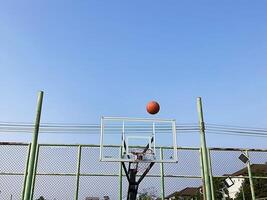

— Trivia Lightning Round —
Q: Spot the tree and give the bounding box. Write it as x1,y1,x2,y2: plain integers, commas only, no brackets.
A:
138,187,158,200
138,192,153,200
174,193,179,200
195,189,204,200
235,171,267,199
212,177,231,200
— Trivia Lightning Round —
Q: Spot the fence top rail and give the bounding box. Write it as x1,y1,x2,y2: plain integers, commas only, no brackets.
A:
0,142,29,146
0,142,266,151
33,144,267,151
36,144,201,151
213,175,267,179
209,147,267,152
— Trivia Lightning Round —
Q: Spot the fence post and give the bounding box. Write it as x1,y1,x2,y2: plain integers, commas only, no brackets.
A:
119,147,122,200
30,144,40,200
241,185,245,200
207,148,215,200
119,162,123,200
245,150,256,200
24,91,43,200
197,97,212,200
75,145,82,200
21,144,31,199
199,149,206,199
118,146,123,200
160,147,165,200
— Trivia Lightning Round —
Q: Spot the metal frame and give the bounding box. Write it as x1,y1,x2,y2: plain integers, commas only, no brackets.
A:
100,116,178,163
126,136,153,155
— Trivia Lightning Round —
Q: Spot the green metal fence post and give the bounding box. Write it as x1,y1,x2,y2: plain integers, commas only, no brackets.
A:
75,145,82,200
21,144,31,199
241,185,245,200
119,147,123,200
160,147,165,200
199,149,206,199
197,97,212,200
207,148,215,200
245,150,256,200
24,91,44,200
30,144,40,200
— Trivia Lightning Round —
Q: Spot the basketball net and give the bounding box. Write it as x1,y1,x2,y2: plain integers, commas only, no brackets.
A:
129,148,155,173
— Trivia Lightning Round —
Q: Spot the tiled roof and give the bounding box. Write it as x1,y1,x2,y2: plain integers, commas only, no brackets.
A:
165,187,200,198
231,164,267,176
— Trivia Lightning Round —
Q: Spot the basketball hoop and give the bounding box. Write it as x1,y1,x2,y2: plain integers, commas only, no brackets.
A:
130,148,155,162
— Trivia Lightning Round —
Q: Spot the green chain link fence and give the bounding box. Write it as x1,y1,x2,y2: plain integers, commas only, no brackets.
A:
0,143,266,200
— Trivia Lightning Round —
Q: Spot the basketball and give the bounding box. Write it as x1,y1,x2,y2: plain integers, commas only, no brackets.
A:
146,101,160,115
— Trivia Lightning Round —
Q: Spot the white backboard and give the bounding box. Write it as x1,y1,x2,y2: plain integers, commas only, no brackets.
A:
99,117,178,163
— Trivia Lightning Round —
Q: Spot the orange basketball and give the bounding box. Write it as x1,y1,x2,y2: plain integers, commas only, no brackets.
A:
146,101,160,115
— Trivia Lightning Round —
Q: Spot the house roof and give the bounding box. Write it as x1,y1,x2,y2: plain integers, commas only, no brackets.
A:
165,187,200,198
231,164,267,176
179,187,200,195
165,191,179,199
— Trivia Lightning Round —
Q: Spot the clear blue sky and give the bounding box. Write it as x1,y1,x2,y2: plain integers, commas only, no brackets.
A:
0,1,267,147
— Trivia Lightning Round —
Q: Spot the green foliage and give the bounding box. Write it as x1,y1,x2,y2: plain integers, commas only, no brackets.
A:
174,193,179,200
235,179,251,200
212,177,231,200
195,190,204,200
138,187,157,200
138,192,153,200
235,171,267,199
172,189,203,200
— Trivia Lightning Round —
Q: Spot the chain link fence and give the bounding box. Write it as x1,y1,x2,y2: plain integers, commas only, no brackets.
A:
0,143,266,200
209,148,267,200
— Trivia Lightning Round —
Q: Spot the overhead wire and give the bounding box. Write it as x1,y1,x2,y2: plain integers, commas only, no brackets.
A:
0,121,266,137
0,122,198,135
206,131,267,138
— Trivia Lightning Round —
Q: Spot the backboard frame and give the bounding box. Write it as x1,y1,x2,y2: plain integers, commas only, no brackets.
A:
99,116,178,163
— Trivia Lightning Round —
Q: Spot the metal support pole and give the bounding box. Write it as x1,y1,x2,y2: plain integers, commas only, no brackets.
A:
245,150,256,200
119,161,123,200
199,149,206,200
207,148,215,200
241,185,245,200
197,97,212,200
24,91,43,200
127,169,138,200
75,146,82,200
30,144,40,200
21,144,31,199
119,147,123,200
160,148,165,200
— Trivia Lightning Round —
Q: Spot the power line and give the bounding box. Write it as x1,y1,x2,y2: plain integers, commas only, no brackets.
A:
206,131,267,138
0,121,267,137
207,123,267,132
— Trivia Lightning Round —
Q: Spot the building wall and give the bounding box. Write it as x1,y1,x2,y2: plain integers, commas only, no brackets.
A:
228,176,244,199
